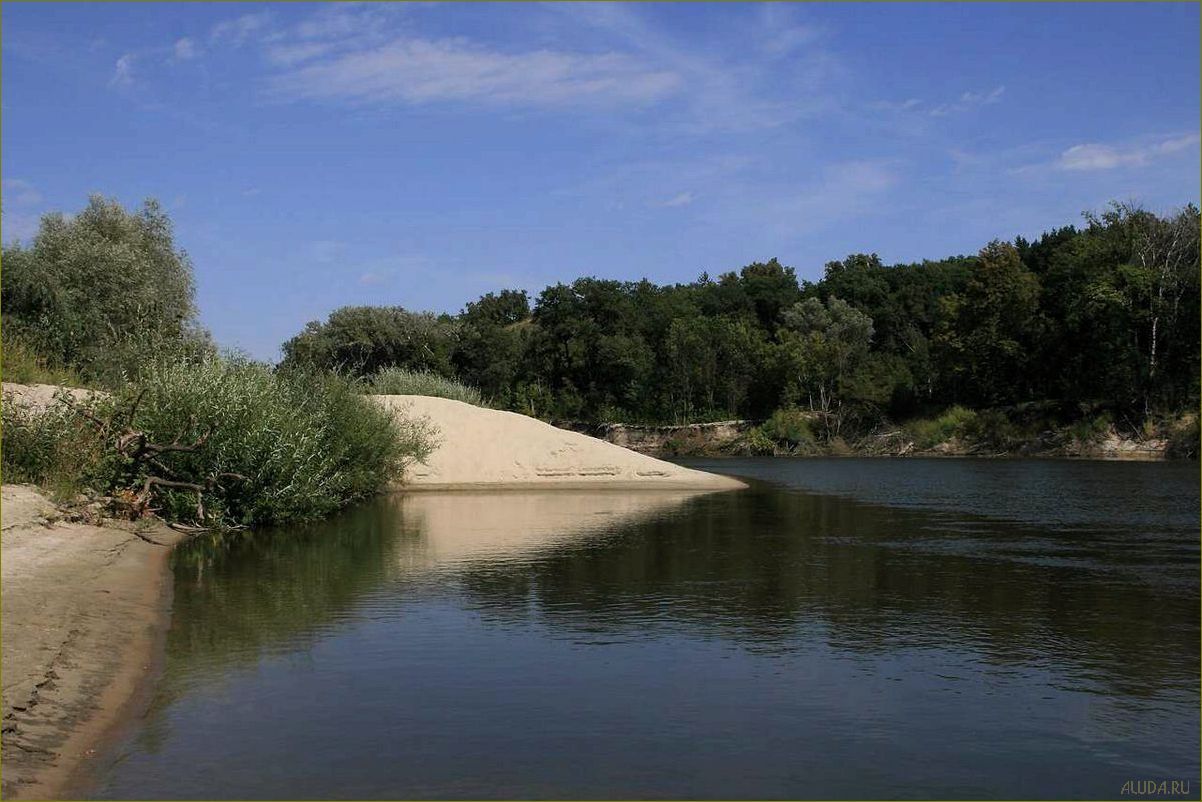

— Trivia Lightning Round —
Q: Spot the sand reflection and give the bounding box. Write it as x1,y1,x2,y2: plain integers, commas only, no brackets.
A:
386,490,710,572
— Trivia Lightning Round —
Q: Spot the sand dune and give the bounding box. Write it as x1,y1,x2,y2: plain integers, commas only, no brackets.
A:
374,395,745,490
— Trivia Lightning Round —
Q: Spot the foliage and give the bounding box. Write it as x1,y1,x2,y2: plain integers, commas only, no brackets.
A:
106,355,435,527
1,324,88,388
0,391,107,498
1,195,203,384
760,407,817,448
2,356,437,528
281,305,460,378
904,406,977,449
366,366,484,406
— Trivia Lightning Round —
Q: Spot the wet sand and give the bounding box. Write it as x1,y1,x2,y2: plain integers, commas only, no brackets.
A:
0,485,184,800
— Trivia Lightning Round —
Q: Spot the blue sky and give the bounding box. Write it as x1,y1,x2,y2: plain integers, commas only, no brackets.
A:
3,2,1199,360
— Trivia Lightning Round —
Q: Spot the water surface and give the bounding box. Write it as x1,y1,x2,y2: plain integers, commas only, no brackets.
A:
92,459,1200,799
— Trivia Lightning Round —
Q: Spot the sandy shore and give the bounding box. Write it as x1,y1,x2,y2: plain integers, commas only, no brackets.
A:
0,390,742,798
0,485,183,800
375,395,747,490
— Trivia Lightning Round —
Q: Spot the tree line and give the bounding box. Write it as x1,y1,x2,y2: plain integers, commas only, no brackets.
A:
282,202,1201,430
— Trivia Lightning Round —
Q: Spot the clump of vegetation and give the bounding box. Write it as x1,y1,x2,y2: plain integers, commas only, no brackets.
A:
2,195,212,386
1066,412,1113,446
366,367,484,406
1165,414,1199,459
2,356,437,529
904,405,977,449
960,409,1023,451
0,391,107,499
1,326,88,388
761,407,817,448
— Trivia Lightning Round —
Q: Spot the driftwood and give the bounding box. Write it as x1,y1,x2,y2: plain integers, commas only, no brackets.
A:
65,394,246,528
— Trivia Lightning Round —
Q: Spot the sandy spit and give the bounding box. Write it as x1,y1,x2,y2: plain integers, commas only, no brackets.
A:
375,395,747,490
0,485,184,800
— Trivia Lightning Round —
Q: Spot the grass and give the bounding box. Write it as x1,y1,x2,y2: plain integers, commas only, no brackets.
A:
2,354,438,529
365,367,484,406
1,328,89,388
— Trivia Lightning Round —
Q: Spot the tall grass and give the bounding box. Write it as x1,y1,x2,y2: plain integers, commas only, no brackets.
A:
2,355,438,528
1,326,89,388
365,367,484,406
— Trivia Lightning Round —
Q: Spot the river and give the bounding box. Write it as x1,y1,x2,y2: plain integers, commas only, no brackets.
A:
89,458,1199,799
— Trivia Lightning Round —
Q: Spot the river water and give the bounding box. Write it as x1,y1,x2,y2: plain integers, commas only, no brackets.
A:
91,458,1199,799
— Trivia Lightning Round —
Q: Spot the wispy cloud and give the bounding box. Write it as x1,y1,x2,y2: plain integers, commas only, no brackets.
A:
210,12,272,47
1056,134,1200,171
1,179,45,241
172,37,199,62
269,38,681,109
2,178,42,206
874,85,1005,118
658,191,695,208
109,53,135,88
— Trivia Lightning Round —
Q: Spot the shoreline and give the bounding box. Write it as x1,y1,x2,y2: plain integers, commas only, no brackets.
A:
1,395,744,799
0,485,184,801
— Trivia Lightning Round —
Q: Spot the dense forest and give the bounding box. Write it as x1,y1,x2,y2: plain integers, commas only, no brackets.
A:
282,202,1201,438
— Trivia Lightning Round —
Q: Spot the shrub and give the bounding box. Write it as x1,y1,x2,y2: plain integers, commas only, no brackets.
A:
366,366,483,406
744,426,777,456
761,407,816,448
1066,412,1112,445
1,325,88,388
961,408,1021,450
905,405,977,449
1,390,107,499
106,356,437,527
2,356,438,528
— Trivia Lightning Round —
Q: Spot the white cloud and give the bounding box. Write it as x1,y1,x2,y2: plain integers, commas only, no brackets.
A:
2,178,42,206
1056,134,1200,171
358,272,388,286
173,37,199,61
268,37,681,109
210,12,272,47
658,191,695,207
109,53,135,88
875,86,1005,118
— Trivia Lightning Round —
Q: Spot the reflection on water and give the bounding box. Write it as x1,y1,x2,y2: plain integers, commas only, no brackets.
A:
93,460,1199,800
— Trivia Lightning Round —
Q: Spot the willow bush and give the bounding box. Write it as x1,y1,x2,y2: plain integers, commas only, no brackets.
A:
2,355,437,529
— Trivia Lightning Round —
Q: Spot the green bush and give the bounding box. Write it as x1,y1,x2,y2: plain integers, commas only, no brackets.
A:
1067,412,1112,445
761,407,816,447
2,196,200,383
1,325,88,388
961,408,1021,450
905,405,977,449
744,425,777,455
1,391,107,498
109,356,437,527
366,366,483,406
2,356,438,528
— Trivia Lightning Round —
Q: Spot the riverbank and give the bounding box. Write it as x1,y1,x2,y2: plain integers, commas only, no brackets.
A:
553,415,1192,461
0,485,184,800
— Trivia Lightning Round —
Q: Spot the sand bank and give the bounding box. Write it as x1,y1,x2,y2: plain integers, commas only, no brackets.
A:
0,485,183,800
375,395,746,490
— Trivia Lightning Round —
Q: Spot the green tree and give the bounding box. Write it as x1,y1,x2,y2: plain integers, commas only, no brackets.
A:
933,241,1040,405
2,195,202,381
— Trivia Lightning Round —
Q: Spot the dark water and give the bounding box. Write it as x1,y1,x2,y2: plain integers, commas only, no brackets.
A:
92,459,1199,800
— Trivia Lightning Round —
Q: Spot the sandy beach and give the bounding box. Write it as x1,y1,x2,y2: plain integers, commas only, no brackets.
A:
0,485,184,800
